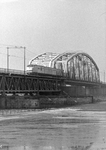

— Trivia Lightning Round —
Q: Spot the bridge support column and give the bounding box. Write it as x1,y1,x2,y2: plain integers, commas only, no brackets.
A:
1,75,5,96
61,85,87,97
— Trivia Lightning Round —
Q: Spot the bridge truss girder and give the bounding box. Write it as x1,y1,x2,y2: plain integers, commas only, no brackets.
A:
66,53,99,82
52,52,100,83
0,73,61,95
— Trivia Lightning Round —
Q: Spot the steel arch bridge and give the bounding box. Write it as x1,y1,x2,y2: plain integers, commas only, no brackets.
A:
29,51,100,83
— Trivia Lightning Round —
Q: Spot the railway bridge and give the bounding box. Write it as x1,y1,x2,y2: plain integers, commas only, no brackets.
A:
30,51,100,84
0,51,101,97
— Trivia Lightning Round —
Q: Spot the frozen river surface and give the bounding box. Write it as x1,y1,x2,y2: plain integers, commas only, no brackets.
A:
0,102,106,150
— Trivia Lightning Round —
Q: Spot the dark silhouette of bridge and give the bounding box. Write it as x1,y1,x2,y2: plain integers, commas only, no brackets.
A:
0,51,101,96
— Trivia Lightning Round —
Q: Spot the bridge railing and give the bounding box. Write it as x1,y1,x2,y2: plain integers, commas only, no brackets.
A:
0,68,26,75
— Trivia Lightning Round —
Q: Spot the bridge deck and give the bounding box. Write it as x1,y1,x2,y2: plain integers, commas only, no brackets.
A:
0,69,61,95
0,68,100,96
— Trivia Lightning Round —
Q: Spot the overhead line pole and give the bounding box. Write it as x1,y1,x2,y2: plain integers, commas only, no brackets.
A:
7,47,9,72
24,47,26,75
6,46,26,74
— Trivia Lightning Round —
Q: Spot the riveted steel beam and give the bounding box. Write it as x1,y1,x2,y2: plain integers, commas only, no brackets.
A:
0,73,61,95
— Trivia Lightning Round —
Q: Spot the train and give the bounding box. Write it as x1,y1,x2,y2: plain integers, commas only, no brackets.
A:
26,64,63,76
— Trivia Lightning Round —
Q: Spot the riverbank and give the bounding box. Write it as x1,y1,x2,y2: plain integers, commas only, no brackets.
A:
0,100,105,122
75,101,106,111
0,95,93,109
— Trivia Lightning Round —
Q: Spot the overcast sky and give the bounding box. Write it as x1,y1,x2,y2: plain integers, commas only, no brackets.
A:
0,0,106,79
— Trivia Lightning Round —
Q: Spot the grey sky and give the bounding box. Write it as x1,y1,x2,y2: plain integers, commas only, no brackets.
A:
0,0,106,78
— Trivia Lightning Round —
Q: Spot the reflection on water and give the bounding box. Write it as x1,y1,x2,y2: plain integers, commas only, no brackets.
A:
0,144,94,150
0,107,105,150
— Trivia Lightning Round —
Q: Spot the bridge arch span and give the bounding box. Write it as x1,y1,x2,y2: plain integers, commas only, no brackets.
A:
66,52,99,82
52,51,99,82
29,51,100,82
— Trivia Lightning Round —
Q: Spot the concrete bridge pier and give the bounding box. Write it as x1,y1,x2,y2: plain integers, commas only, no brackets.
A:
61,85,106,102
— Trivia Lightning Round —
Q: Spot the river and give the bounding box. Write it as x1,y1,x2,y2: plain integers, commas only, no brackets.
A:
0,101,106,150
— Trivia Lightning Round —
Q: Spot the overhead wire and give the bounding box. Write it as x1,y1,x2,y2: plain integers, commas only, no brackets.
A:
0,45,37,59
0,45,37,56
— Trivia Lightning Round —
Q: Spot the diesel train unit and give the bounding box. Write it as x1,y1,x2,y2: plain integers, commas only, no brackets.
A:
26,64,63,77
